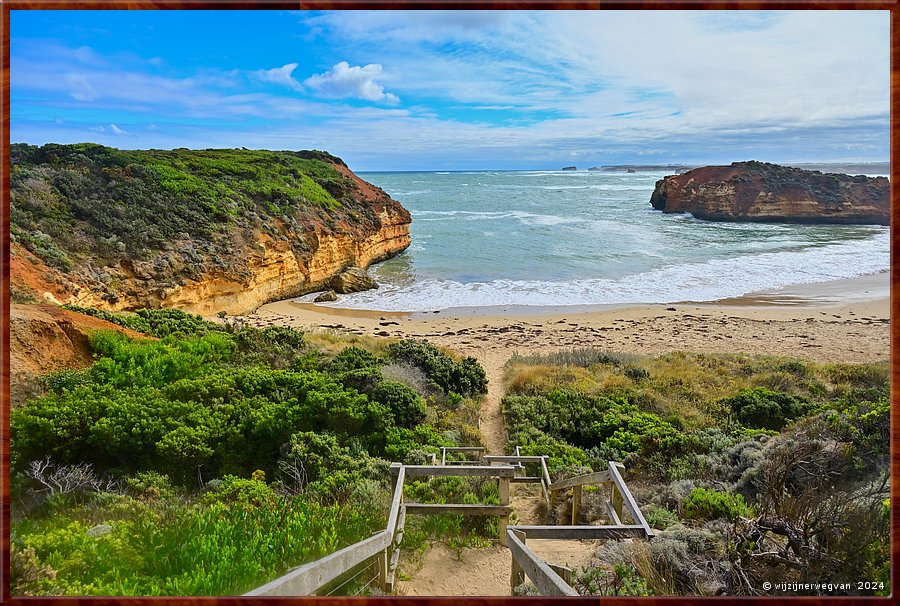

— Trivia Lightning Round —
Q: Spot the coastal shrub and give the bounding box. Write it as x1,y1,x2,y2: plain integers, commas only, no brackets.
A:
10,494,381,596
88,331,233,388
124,472,176,501
643,505,680,530
203,474,277,508
11,358,393,483
681,487,754,522
720,387,812,431
371,381,427,429
231,326,306,369
329,346,381,373
387,339,487,396
334,367,382,394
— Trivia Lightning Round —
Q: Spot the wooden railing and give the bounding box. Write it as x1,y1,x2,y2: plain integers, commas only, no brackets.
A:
245,461,515,596
245,454,650,597
506,460,653,595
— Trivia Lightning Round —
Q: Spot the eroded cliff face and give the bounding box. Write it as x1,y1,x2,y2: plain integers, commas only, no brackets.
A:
9,304,151,406
649,161,889,225
10,145,411,315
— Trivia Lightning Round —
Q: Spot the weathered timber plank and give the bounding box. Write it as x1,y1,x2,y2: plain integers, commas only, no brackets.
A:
607,462,653,537
540,457,552,490
506,530,578,596
605,499,622,526
548,470,611,492
549,564,573,586
511,476,543,483
402,465,515,477
386,466,405,536
508,525,647,540
571,485,581,525
244,531,390,596
483,455,548,463
404,503,512,515
499,475,510,547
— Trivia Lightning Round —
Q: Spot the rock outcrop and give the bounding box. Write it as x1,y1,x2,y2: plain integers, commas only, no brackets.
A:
331,267,378,294
10,144,412,315
314,290,338,303
649,161,889,225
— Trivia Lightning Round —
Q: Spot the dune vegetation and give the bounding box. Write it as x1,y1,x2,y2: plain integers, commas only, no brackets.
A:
503,349,890,596
10,308,487,596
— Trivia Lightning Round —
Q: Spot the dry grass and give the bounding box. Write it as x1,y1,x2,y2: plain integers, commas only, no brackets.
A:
303,329,394,357
505,349,890,433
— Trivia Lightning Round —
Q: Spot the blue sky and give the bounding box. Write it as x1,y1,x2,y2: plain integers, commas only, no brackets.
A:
10,10,889,171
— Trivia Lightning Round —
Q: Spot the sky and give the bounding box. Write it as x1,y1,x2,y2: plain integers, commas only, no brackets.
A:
10,10,890,171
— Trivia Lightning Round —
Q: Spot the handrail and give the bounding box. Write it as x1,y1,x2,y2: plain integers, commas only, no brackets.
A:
244,530,390,596
246,455,650,596
607,461,653,537
508,524,648,540
507,529,578,596
386,465,405,539
248,461,516,596
548,470,610,492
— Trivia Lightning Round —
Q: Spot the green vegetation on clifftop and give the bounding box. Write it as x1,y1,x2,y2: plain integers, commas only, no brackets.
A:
10,143,407,306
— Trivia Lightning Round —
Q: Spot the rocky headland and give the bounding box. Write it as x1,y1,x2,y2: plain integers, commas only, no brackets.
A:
649,161,889,224
10,144,411,315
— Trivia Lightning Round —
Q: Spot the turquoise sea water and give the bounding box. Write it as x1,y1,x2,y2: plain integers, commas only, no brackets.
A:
305,170,889,312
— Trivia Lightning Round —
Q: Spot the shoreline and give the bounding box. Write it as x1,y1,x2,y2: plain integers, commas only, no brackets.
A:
242,271,890,365
277,271,889,320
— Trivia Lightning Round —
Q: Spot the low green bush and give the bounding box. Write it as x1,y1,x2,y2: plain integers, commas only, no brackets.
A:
681,487,754,522
371,381,427,429
721,387,812,431
388,340,487,397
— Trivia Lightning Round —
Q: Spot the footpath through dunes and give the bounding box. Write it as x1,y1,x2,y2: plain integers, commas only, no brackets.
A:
397,483,597,596
235,280,889,596
393,350,596,597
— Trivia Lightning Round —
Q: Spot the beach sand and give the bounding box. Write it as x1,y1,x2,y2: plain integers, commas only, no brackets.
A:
240,272,889,367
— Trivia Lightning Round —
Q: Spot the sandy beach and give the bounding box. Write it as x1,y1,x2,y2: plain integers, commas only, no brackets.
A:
240,272,889,366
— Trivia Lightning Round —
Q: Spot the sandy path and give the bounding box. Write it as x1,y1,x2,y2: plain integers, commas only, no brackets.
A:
475,354,507,455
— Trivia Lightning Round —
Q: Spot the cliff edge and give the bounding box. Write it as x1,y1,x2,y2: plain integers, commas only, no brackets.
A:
649,161,889,225
10,144,411,314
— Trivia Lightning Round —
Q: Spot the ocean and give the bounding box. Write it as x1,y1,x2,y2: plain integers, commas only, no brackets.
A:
301,170,890,312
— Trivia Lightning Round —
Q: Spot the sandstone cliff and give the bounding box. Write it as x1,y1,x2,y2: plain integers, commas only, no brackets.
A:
649,161,889,225
10,144,411,314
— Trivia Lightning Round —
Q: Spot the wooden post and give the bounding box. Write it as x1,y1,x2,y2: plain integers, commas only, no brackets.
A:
611,484,624,523
390,463,402,496
499,475,510,547
509,529,526,593
440,447,446,466
571,485,582,525
549,563,573,586
377,548,389,591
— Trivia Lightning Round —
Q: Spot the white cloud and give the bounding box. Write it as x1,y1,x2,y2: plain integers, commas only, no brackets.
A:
253,62,302,90
65,73,97,101
110,123,128,136
304,62,399,104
